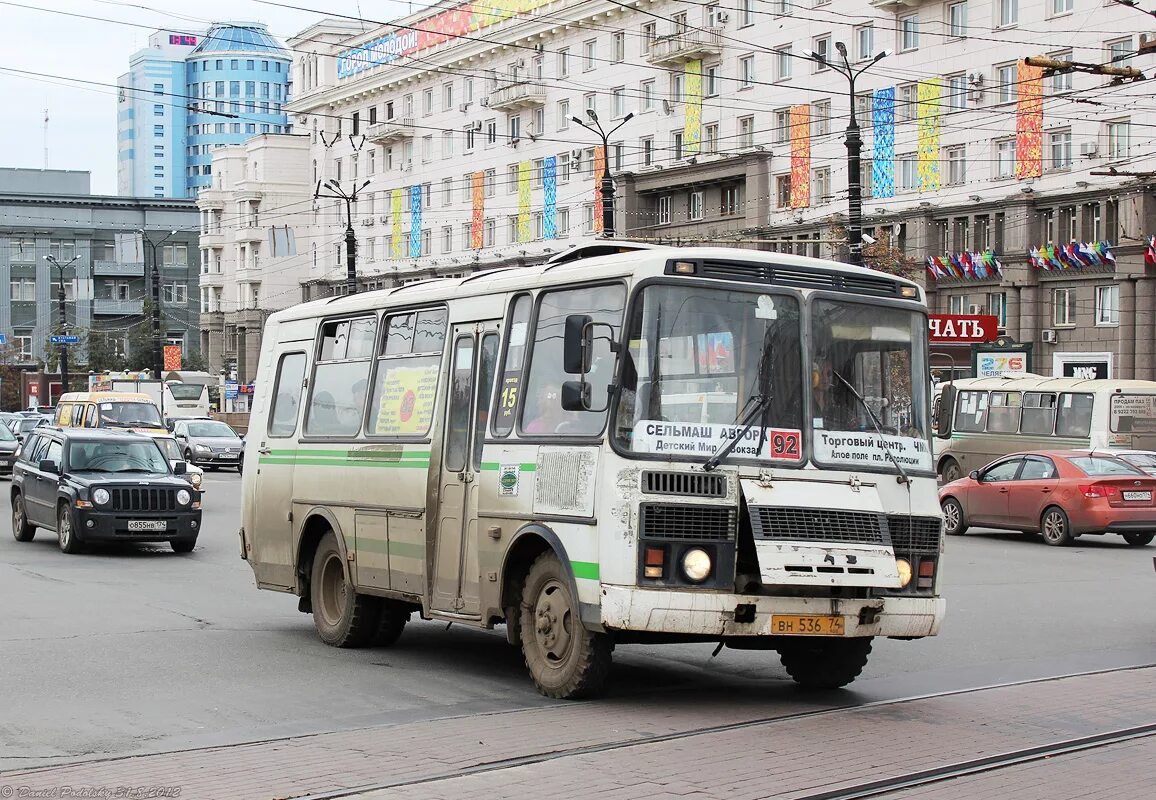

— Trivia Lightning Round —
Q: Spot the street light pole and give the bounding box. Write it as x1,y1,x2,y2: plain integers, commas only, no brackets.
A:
316,178,373,295
571,110,635,238
43,254,79,397
138,228,177,394
803,44,890,267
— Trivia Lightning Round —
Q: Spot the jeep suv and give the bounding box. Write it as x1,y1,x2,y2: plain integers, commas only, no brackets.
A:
11,428,202,554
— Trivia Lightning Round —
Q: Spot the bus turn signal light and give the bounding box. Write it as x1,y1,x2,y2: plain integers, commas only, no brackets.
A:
917,558,936,589
644,546,665,578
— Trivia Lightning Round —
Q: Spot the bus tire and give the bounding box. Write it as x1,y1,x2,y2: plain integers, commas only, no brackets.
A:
310,531,380,648
1122,532,1154,547
778,637,872,690
519,551,611,700
939,458,962,484
941,497,968,536
373,600,412,647
1040,507,1074,547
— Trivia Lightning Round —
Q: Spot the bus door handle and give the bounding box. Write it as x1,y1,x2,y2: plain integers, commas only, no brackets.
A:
258,446,271,455
458,471,474,483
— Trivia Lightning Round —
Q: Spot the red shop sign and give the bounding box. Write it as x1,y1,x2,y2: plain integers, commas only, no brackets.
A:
928,314,999,344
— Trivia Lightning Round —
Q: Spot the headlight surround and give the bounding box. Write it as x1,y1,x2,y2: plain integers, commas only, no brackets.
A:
190,472,202,489
681,547,713,583
194,444,211,454
92,488,111,506
176,489,192,506
895,558,913,588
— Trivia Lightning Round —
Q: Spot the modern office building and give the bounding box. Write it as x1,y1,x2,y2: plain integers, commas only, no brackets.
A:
0,168,201,397
118,22,292,199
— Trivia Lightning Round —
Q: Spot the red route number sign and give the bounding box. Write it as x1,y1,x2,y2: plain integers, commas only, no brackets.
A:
768,429,801,460
928,314,999,344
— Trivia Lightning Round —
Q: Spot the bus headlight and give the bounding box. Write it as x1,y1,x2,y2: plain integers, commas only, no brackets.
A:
176,489,192,506
681,548,712,583
92,488,110,506
895,558,913,588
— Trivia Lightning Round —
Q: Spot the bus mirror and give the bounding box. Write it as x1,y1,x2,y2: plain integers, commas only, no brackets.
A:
561,380,591,411
936,385,956,438
563,314,594,374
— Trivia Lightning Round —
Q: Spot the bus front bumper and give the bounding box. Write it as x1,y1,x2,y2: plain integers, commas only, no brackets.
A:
600,585,944,639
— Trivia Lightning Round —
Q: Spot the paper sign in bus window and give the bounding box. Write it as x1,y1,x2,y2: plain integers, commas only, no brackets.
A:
374,362,440,435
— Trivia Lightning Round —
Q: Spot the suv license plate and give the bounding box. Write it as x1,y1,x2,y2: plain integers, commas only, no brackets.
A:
128,520,167,532
771,614,846,636
1123,491,1152,501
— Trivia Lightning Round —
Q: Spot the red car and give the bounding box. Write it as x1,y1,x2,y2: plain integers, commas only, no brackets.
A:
939,451,1156,547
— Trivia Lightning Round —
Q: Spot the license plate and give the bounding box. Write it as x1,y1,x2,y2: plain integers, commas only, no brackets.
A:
1123,491,1152,501
128,520,167,532
771,614,845,636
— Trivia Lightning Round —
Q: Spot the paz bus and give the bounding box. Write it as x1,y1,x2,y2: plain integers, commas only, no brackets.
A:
239,245,945,698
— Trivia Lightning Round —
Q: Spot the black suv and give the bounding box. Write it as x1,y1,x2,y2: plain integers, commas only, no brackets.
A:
11,428,202,554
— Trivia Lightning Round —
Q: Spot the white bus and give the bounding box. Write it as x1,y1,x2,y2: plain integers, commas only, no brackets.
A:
934,376,1156,482
240,246,945,698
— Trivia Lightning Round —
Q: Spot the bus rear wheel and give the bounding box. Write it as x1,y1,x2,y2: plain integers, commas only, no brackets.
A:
519,552,611,700
778,637,872,690
939,458,962,484
310,531,379,648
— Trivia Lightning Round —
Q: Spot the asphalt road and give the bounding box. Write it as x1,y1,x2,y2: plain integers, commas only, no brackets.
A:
2,473,1155,770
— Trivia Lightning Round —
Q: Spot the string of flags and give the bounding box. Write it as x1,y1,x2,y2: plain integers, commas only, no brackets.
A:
1028,241,1115,271
1145,236,1155,267
926,249,1004,281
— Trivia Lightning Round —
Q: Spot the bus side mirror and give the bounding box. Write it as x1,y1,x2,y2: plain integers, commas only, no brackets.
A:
560,380,591,411
936,385,956,438
563,314,594,374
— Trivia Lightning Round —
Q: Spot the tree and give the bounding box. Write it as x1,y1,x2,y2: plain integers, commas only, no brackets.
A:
125,302,157,372
0,343,25,411
84,331,126,374
181,348,208,372
861,229,923,283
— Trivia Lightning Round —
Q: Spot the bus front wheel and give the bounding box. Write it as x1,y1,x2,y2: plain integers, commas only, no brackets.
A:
939,458,962,484
778,637,872,690
310,531,379,648
519,552,612,700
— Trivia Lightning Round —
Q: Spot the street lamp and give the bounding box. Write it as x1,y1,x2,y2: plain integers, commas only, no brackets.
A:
137,228,178,389
570,110,635,237
43,253,80,396
316,177,374,295
803,43,890,267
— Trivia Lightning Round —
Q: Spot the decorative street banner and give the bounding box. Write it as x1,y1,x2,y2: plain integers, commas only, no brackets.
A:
543,155,557,239
517,160,532,242
789,104,810,209
593,145,606,233
163,345,182,371
871,87,895,199
926,249,1004,280
1016,61,1044,179
390,189,404,258
684,58,703,155
408,184,422,258
1028,241,1116,270
917,79,941,191
470,171,484,249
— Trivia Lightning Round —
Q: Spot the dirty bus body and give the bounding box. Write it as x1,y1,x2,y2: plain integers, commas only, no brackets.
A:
240,246,944,698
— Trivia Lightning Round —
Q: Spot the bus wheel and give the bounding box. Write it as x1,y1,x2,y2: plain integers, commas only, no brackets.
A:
778,637,872,690
519,552,611,700
939,458,962,484
310,531,379,648
373,600,412,647
1123,532,1154,547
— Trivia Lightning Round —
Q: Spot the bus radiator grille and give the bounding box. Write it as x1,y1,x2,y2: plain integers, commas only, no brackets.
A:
750,507,887,546
641,471,727,498
885,516,942,555
639,504,736,541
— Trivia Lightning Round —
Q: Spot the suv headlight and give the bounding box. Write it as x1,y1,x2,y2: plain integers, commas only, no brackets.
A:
190,472,202,489
176,489,192,506
92,488,111,506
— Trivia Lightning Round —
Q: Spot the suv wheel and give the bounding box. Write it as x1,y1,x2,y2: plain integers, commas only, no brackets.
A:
58,504,83,554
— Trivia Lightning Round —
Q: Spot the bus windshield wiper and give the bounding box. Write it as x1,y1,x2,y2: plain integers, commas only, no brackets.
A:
831,370,910,487
703,325,777,472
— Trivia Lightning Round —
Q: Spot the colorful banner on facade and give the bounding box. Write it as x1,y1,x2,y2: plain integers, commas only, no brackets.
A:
1016,62,1044,180
684,59,702,156
917,79,941,192
517,161,531,242
409,185,422,257
871,87,895,199
390,189,404,259
470,171,484,249
593,145,606,233
543,155,557,239
163,345,182,371
789,104,810,209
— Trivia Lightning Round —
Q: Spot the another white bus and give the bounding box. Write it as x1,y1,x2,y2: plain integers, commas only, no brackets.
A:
240,246,945,698
934,375,1156,482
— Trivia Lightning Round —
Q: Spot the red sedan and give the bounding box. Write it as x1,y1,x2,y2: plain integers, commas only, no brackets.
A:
939,451,1156,547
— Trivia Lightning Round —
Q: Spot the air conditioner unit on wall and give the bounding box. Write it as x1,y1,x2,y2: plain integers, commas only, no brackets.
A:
968,304,983,315
1042,329,1058,344
715,11,729,23
1079,141,1098,158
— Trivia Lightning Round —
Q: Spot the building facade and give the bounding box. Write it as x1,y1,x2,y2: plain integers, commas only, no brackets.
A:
0,168,201,384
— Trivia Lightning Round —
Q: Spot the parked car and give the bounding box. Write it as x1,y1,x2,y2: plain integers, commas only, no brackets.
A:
10,428,202,554
939,450,1156,547
170,418,244,472
154,435,205,492
1097,449,1156,477
0,423,19,476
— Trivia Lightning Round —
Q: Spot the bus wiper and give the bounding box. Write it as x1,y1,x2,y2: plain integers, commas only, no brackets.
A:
832,370,910,487
702,393,770,472
703,325,777,473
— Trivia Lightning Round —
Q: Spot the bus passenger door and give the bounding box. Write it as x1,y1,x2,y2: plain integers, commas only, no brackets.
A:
432,323,499,616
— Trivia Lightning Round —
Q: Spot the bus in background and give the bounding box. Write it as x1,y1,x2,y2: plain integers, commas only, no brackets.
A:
164,381,211,418
55,392,168,435
934,376,1156,482
89,372,211,419
240,245,944,699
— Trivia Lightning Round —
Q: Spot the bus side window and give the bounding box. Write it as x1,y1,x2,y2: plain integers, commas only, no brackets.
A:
72,404,85,427
473,334,499,470
366,308,447,437
1056,392,1094,438
986,391,1021,434
85,404,97,427
492,294,531,437
269,353,308,438
305,316,378,437
954,391,988,433
1020,392,1056,435
56,404,72,426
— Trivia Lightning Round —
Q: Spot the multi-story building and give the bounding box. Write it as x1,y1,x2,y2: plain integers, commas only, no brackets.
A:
118,22,292,199
212,1,1156,377
0,168,201,396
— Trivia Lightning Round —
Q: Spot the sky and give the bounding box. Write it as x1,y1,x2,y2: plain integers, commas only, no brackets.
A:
0,0,414,195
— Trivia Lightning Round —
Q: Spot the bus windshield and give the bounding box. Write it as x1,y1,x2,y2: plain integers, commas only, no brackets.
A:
810,300,932,472
98,401,163,428
167,383,205,401
614,285,804,460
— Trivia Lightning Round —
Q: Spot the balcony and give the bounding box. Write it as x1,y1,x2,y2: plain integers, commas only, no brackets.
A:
365,117,415,144
92,260,144,277
93,298,144,315
236,225,264,243
487,81,547,112
646,28,723,66
870,0,930,10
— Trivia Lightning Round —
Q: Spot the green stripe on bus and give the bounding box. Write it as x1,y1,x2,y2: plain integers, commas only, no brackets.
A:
571,561,600,581
266,449,431,458
259,457,430,468
479,462,537,472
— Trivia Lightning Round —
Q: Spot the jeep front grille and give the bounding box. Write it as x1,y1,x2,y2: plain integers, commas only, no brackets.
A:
110,487,177,513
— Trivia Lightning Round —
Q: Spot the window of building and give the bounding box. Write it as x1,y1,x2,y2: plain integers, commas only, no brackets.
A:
721,185,741,216
657,195,672,225
583,39,597,71
9,278,35,302
689,191,705,220
946,146,966,186
1108,120,1131,159
739,0,755,26
153,124,164,137
704,123,719,154
997,64,1017,103
1096,285,1120,326
670,72,685,102
640,80,655,112
812,101,831,137
855,25,874,61
1053,288,1077,326
775,175,791,208
1049,130,1072,170
811,167,831,203
1052,0,1073,14
153,83,164,96
900,15,919,51
997,0,1018,27
738,116,755,149
773,49,789,82
162,244,188,266
899,153,918,191
812,36,831,72
705,63,720,96
14,333,33,361
162,282,189,304
949,295,968,315
1050,51,1074,91
996,138,1017,177
484,168,496,197
948,2,968,37
612,31,625,62
988,292,1008,327
774,108,790,143
897,83,917,122
641,22,657,54
612,87,626,118
946,73,968,112
557,47,570,77
673,131,685,161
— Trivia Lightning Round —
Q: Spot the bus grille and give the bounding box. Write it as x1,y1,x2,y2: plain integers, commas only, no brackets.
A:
641,471,727,498
640,504,736,541
695,260,903,298
887,516,942,554
111,488,176,513
751,507,887,545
